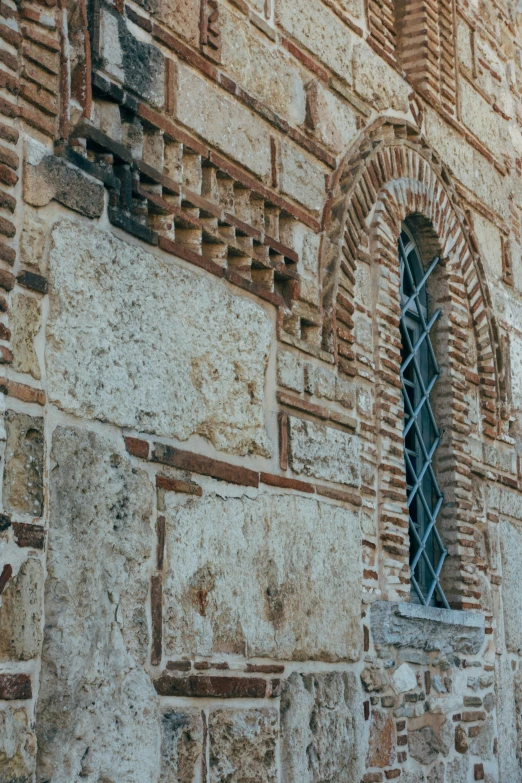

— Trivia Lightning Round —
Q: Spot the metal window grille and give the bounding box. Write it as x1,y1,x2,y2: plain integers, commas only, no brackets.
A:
399,226,449,609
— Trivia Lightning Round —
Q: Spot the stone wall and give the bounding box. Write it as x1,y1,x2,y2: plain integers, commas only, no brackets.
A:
0,0,521,780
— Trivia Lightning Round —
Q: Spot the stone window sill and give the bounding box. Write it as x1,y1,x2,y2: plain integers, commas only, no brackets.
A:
370,601,485,655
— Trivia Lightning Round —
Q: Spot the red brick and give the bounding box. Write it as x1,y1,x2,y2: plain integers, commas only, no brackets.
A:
17,270,48,293
0,242,15,265
153,674,279,698
0,215,15,238
12,522,45,549
166,660,191,671
0,23,22,48
0,162,18,186
150,573,162,666
462,711,486,722
0,345,13,363
159,235,224,280
279,412,288,471
156,515,165,571
260,472,314,493
124,436,150,459
0,267,15,289
152,443,259,488
361,775,383,783
2,379,45,405
315,484,363,507
0,673,32,700
385,772,400,780
246,663,285,674
0,121,18,144
277,391,329,420
474,763,484,780
0,562,12,595
156,475,202,496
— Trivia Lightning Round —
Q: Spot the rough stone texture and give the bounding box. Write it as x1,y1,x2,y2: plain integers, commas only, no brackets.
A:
19,209,47,272
163,492,362,660
47,220,272,457
366,709,396,768
496,656,522,783
371,602,485,655
160,709,203,783
279,141,326,212
10,294,41,379
280,671,363,782
0,706,36,782
154,0,200,46
3,410,44,517
353,42,410,112
392,663,417,693
288,416,360,487
409,725,444,765
209,709,278,783
499,520,522,653
276,0,353,85
36,426,160,783
277,350,305,393
24,144,104,219
176,64,272,179
0,558,43,661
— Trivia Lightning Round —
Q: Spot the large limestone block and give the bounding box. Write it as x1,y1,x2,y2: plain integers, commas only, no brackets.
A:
209,709,278,783
288,416,360,487
177,64,272,179
163,492,362,661
3,410,44,517
279,141,326,212
353,42,409,113
36,426,160,783
151,0,200,47
496,656,522,783
10,293,41,379
220,6,306,127
160,709,204,783
500,520,522,653
47,220,272,457
280,671,363,782
460,79,503,163
0,706,36,781
276,0,353,85
0,558,43,661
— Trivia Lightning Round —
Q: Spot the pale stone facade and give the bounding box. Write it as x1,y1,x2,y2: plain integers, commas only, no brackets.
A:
0,0,521,781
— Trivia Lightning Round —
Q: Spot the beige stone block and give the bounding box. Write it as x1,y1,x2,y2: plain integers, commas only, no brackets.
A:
279,141,326,211
3,410,44,517
288,416,360,487
10,294,41,380
220,6,306,126
280,671,363,783
154,0,200,47
36,426,159,783
19,209,47,273
0,558,43,661
472,211,503,278
500,520,522,653
510,333,522,410
276,0,354,85
160,709,204,783
460,78,502,159
0,706,36,781
209,709,278,783
47,220,272,457
353,42,409,113
425,107,507,217
176,64,272,179
330,0,365,18
457,18,474,70
312,81,359,153
163,492,362,661
277,349,304,392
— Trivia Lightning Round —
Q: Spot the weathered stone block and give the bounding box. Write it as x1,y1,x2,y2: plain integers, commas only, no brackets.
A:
24,142,104,219
500,520,522,653
371,602,485,655
163,493,362,661
47,220,272,457
209,709,278,783
153,0,200,47
0,558,43,661
19,209,47,272
496,657,521,782
277,350,304,393
0,706,36,782
276,0,353,85
99,6,164,106
353,42,409,112
176,64,272,179
279,141,326,212
10,294,41,379
288,416,360,487
160,709,203,783
3,410,44,517
366,708,395,768
280,671,363,782
36,426,160,783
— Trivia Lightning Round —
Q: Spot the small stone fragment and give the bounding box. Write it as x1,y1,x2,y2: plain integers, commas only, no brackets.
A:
392,663,417,693
3,410,44,517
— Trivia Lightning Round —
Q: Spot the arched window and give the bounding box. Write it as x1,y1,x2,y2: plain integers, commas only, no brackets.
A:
399,225,449,608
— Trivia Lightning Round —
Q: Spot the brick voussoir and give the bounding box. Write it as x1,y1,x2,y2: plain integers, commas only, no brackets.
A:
151,443,260,487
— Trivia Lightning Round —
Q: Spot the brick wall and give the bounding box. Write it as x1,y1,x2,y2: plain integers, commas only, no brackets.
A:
1,0,522,780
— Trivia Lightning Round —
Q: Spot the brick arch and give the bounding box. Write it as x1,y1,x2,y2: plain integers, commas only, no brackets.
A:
321,116,506,436
320,117,506,607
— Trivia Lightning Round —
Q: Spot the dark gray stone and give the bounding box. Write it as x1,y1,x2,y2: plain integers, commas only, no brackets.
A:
371,602,485,655
24,155,105,219
3,411,44,517
160,710,203,783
